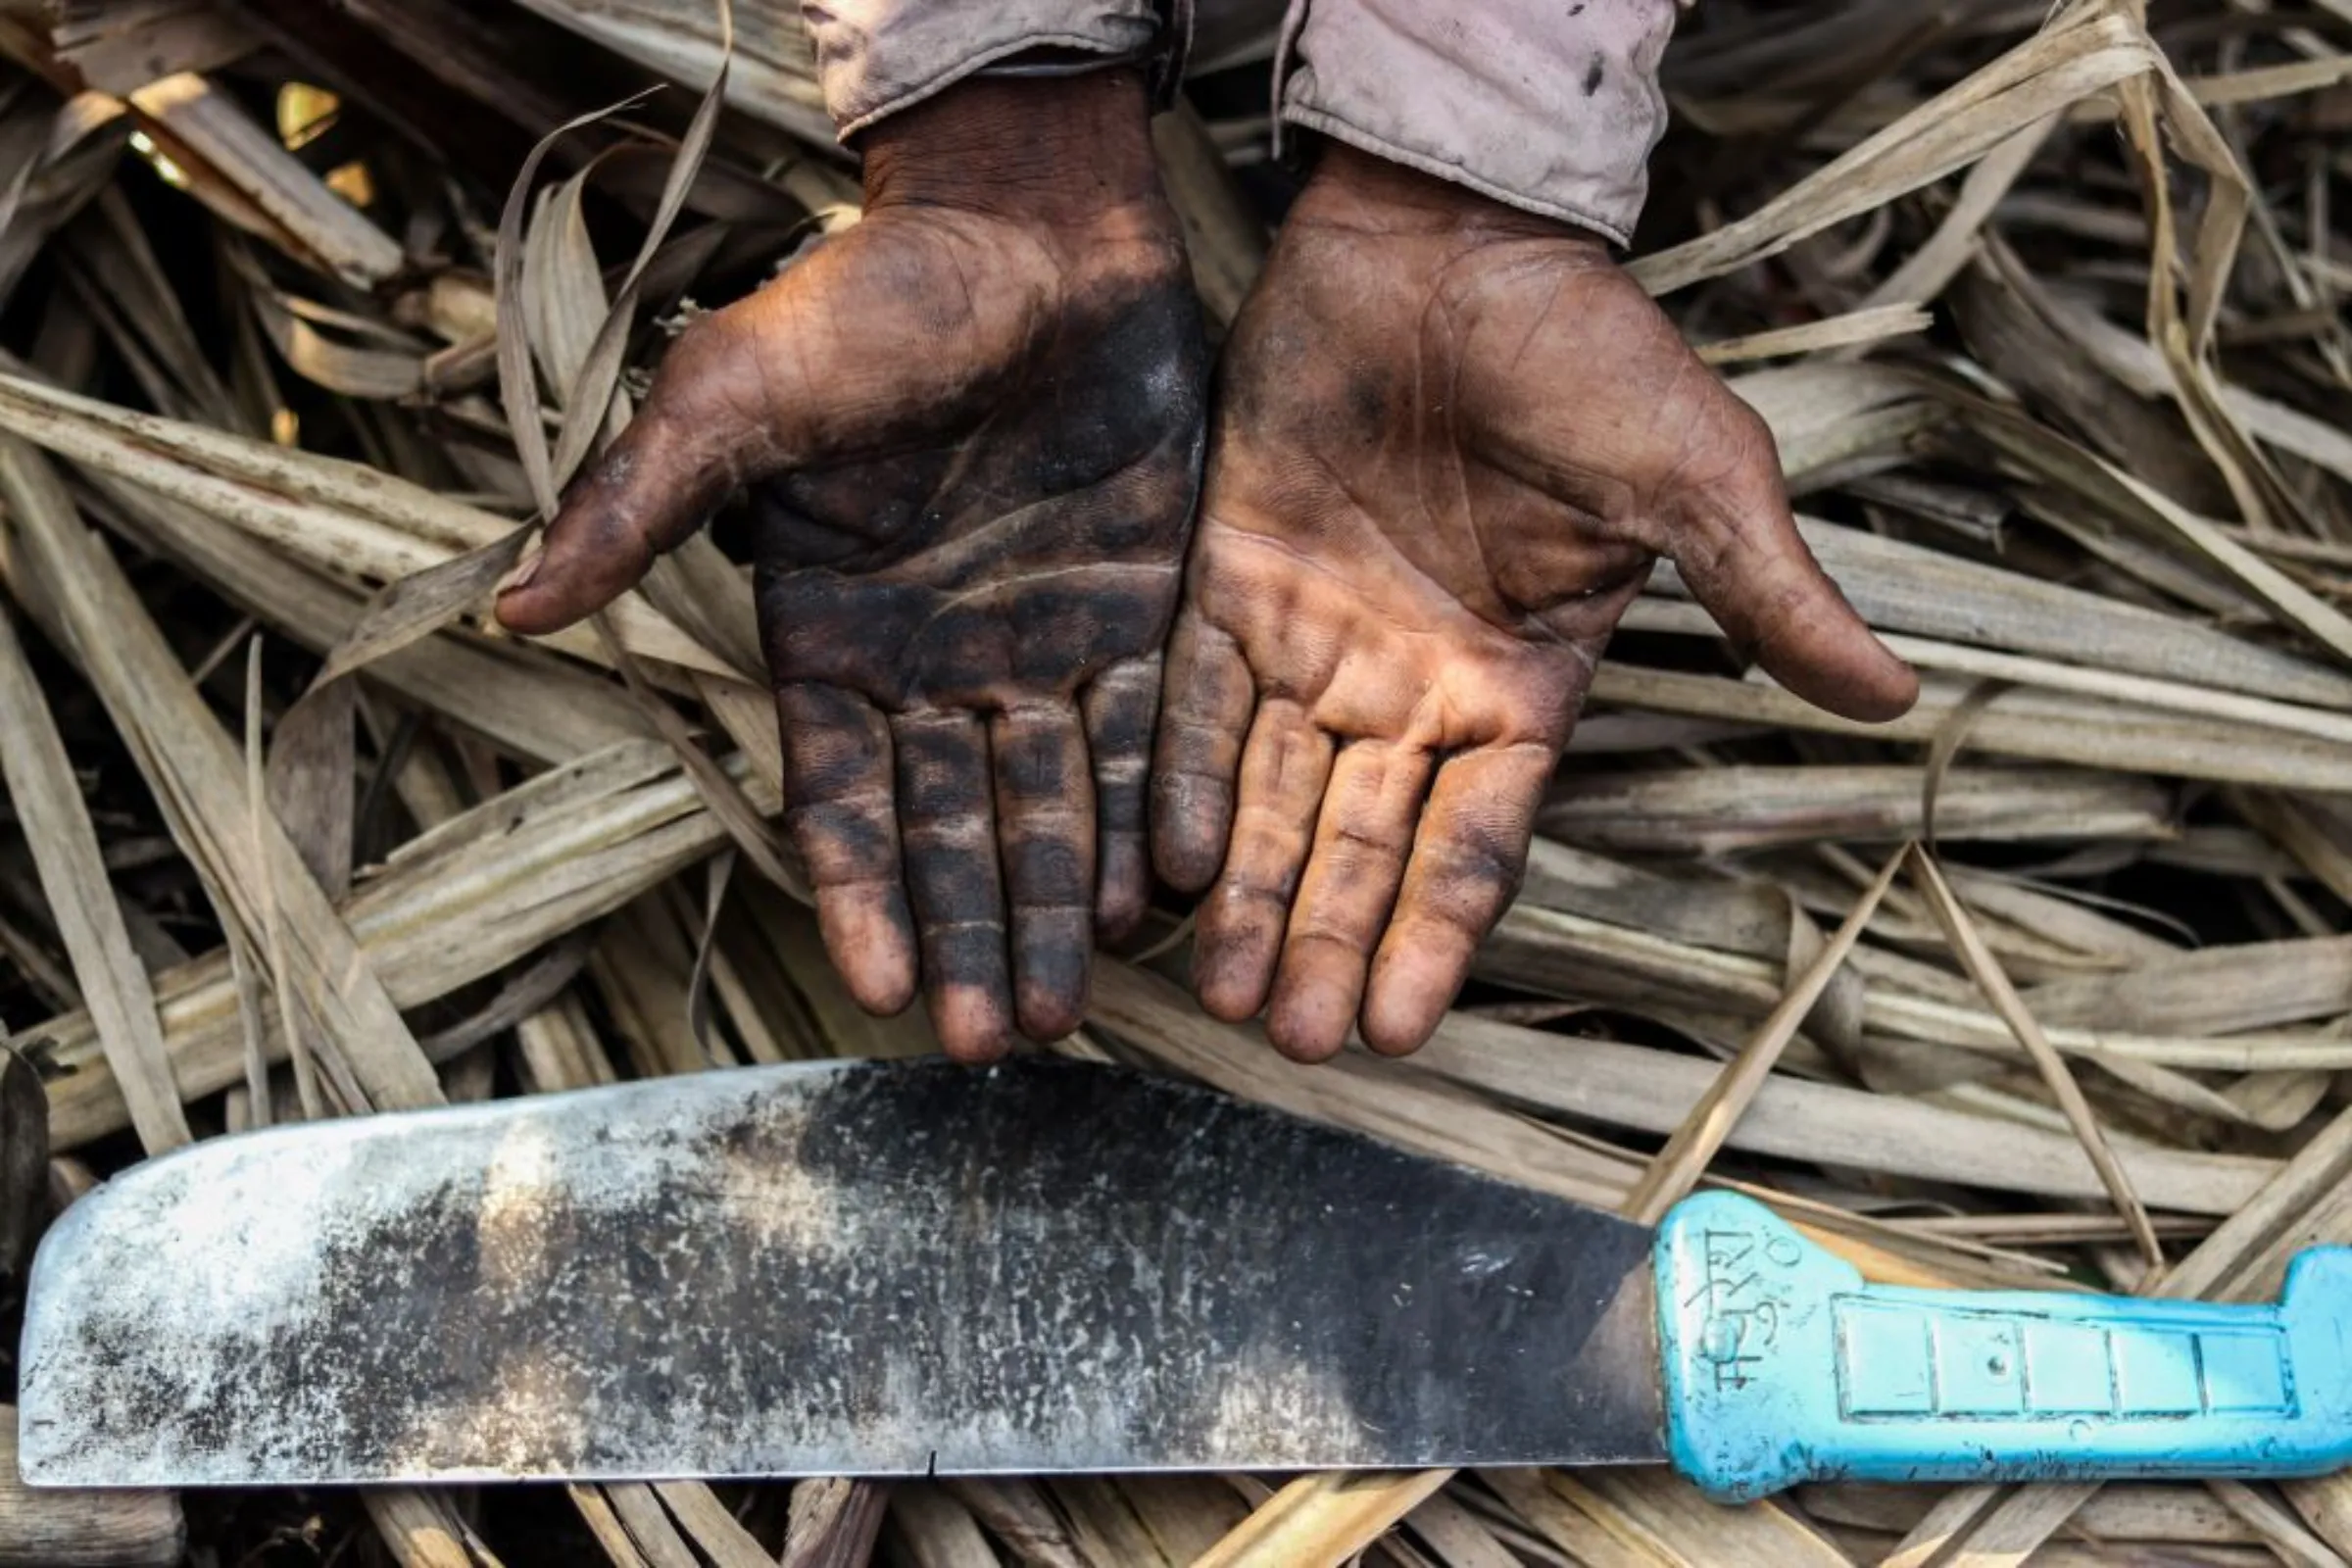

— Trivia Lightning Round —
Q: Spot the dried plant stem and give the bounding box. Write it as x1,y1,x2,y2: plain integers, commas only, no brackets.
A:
1624,844,1904,1223
1908,846,2164,1268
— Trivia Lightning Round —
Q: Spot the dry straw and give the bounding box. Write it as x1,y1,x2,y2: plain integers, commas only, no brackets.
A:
2,0,2351,1563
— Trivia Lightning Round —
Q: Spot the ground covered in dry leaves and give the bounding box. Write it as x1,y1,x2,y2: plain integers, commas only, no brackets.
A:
4,1,2352,1565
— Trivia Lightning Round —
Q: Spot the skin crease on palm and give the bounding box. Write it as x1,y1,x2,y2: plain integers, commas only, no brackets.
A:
1149,143,1921,1064
493,63,1917,1071
495,71,1210,1063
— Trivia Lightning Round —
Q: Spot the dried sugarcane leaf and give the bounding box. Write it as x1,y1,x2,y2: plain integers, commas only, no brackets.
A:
495,88,658,517
359,1482,481,1568
1477,899,2349,1073
885,1485,1003,1568
1909,846,2161,1265
265,663,357,899
1187,1471,1455,1568
1547,1468,1854,1568
89,465,652,765
523,168,628,448
2,435,454,1114
569,1486,655,1568
0,98,126,313
0,365,733,678
591,613,800,895
1632,5,2159,296
1541,762,2171,855
507,34,766,685
2232,789,2352,907
0,1405,185,1568
0,598,190,1152
1046,1479,1179,1568
1810,1480,2251,1545
506,0,834,147
602,1483,701,1568
1621,848,1904,1224
1696,303,1931,365
311,524,535,688
782,1476,888,1568
9,4,2352,1562
939,1479,1090,1568
2203,1480,2343,1568
1655,506,2352,710
0,1048,43,1291
28,743,744,1148
242,277,428,402
1961,394,2352,668
1859,116,2057,311
49,0,260,94
544,0,731,494
1109,1477,1250,1565
244,614,329,1119
122,72,403,287
2025,937,2352,1036
651,1482,775,1568
0,367,503,551
1418,1006,2269,1213
1396,1490,1521,1568
415,935,593,1061
1587,664,2352,791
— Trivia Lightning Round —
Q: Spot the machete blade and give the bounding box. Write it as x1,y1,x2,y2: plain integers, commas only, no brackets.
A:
19,1058,1664,1485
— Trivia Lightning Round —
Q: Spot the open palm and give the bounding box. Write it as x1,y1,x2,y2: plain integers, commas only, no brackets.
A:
499,74,1207,1061
1152,147,1916,1061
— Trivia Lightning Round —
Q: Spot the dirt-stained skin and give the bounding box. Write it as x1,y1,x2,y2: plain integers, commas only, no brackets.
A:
498,71,1208,1062
1152,144,1919,1063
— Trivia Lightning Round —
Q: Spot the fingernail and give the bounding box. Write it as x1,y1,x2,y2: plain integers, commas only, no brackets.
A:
496,545,544,597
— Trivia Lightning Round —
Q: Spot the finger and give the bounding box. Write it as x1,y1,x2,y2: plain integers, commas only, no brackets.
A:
1264,740,1435,1063
1192,701,1333,1028
893,710,1016,1063
776,683,918,1017
991,703,1095,1042
1084,656,1160,944
1151,606,1255,893
1668,407,1919,722
1361,742,1554,1057
497,309,776,636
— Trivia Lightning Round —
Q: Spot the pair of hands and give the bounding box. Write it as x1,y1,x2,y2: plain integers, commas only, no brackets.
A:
496,70,1916,1064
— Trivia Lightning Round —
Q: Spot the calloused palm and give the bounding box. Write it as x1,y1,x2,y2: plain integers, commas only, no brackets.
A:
1152,146,1917,1061
499,74,1208,1062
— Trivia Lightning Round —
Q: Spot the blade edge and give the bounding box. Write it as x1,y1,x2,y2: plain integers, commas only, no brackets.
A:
22,1059,1666,1483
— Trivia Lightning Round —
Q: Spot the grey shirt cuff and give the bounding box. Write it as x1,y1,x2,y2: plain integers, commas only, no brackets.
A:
1274,0,1677,246
802,1,1185,139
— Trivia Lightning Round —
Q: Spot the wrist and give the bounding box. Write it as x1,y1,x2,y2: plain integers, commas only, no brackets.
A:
859,70,1164,228
1299,141,1617,253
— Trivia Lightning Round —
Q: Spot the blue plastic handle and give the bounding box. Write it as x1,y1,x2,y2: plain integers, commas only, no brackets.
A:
1655,1192,2352,1501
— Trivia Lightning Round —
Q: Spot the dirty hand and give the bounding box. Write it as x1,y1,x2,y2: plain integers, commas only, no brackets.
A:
497,71,1208,1061
1152,145,1917,1062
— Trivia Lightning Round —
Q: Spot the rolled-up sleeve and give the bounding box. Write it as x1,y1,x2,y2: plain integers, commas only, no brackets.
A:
803,1,1181,138
1277,0,1677,245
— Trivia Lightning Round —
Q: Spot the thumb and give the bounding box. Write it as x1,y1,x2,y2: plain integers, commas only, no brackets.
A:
495,309,777,637
1667,409,1919,723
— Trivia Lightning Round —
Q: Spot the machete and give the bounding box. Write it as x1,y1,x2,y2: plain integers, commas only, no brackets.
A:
19,1058,2352,1500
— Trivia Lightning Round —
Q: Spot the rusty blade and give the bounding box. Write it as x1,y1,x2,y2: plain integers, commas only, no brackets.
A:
18,1058,1663,1486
